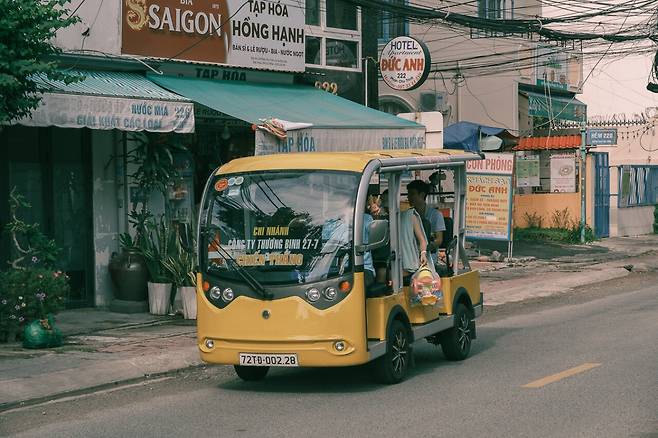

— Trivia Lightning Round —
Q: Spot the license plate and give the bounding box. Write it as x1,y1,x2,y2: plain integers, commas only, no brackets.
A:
239,353,299,367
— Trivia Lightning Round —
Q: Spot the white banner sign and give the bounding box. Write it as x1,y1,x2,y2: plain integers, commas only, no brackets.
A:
16,93,195,133
550,152,576,192
255,128,426,155
466,153,514,175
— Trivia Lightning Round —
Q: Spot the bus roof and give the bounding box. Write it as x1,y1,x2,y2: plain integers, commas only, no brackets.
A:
216,149,481,175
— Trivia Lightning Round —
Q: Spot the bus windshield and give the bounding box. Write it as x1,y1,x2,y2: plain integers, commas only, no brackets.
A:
203,170,360,285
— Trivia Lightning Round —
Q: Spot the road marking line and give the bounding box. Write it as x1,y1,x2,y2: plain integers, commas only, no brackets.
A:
522,363,601,388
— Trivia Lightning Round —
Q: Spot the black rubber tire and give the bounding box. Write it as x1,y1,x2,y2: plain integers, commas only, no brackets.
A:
440,303,473,361
234,365,270,381
375,319,411,384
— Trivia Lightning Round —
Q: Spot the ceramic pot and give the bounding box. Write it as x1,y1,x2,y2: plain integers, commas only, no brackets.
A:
109,249,148,301
179,286,197,320
148,282,172,315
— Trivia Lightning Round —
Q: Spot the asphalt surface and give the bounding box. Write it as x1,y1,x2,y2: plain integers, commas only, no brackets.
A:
2,271,657,438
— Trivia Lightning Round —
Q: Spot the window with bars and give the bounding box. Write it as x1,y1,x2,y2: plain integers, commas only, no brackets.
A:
618,165,658,207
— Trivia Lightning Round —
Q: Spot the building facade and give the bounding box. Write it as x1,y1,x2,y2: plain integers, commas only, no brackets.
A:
376,0,585,137
1,0,422,308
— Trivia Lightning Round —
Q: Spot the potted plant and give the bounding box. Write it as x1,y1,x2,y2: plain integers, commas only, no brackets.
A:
141,215,176,315
108,134,188,309
108,209,151,303
162,226,197,319
0,188,69,345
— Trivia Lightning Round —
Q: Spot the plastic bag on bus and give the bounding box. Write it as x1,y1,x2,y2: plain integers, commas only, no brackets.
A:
409,265,443,307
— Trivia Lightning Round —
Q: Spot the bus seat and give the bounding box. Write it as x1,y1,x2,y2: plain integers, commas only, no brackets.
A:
440,216,454,249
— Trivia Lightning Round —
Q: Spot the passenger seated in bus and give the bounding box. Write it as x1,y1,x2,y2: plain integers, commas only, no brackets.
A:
369,192,390,284
400,204,428,286
407,179,445,263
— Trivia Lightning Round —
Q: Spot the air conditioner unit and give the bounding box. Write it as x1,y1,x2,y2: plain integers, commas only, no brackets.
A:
419,92,448,112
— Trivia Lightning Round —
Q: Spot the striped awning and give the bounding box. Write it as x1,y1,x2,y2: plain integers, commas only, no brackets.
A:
15,70,195,133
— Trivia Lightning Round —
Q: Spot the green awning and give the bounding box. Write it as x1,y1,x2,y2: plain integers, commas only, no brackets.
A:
35,70,191,101
524,91,587,123
16,70,195,133
148,75,423,130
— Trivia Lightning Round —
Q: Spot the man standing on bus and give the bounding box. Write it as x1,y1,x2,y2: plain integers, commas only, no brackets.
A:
407,179,445,263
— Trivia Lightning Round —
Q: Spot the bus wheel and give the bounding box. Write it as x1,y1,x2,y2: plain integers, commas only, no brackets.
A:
234,365,269,381
376,319,410,384
440,303,472,361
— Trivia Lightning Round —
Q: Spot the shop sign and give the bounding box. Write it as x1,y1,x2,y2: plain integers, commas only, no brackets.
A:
587,128,617,146
17,93,195,133
466,153,514,175
550,152,576,192
122,0,305,72
254,128,426,155
379,36,430,91
527,92,586,122
465,153,514,241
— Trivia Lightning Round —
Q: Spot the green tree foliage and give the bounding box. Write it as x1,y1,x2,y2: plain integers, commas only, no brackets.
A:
0,0,79,123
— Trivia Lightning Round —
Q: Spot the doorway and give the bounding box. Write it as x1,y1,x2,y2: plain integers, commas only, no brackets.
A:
592,152,610,238
0,126,94,307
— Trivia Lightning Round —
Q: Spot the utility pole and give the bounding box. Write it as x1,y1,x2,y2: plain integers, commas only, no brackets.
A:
580,122,587,243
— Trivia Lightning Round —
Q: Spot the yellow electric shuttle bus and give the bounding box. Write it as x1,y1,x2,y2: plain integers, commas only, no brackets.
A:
195,149,483,383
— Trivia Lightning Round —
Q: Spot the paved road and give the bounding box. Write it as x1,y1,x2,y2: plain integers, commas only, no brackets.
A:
2,274,657,438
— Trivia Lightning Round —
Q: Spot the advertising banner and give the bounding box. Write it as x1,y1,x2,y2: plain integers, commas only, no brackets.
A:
465,153,514,241
550,152,576,192
516,155,540,187
466,153,514,175
17,93,195,133
122,0,305,72
255,128,426,155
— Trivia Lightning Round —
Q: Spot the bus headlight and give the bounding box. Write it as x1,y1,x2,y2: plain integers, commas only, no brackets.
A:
306,288,321,302
324,287,338,301
209,286,222,300
334,341,345,352
222,288,234,302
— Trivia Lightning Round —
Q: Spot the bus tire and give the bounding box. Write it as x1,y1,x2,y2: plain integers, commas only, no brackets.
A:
375,319,411,384
234,365,269,381
440,303,473,361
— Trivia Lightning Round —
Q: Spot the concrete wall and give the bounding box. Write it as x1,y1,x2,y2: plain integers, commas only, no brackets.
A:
513,192,581,228
91,130,121,307
588,117,658,236
617,206,654,236
514,155,594,229
56,1,121,54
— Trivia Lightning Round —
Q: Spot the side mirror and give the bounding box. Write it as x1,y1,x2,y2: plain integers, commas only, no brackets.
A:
356,219,389,254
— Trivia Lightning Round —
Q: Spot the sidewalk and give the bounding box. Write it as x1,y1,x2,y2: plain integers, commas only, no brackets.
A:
1,235,657,410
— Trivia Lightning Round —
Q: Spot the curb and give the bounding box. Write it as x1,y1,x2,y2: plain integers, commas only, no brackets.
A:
0,363,206,413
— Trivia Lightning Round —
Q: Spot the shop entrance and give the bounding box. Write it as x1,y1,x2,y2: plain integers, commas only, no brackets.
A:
0,126,94,307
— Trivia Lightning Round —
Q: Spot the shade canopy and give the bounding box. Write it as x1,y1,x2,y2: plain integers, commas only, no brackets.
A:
443,121,516,153
148,75,423,130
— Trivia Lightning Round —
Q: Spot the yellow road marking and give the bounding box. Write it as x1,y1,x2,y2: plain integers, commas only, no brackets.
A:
522,363,601,388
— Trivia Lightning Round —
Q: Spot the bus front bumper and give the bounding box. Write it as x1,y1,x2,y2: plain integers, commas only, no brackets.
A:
198,338,370,367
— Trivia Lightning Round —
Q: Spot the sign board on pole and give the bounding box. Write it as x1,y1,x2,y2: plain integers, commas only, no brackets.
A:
586,128,617,146
465,153,514,241
379,37,431,91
